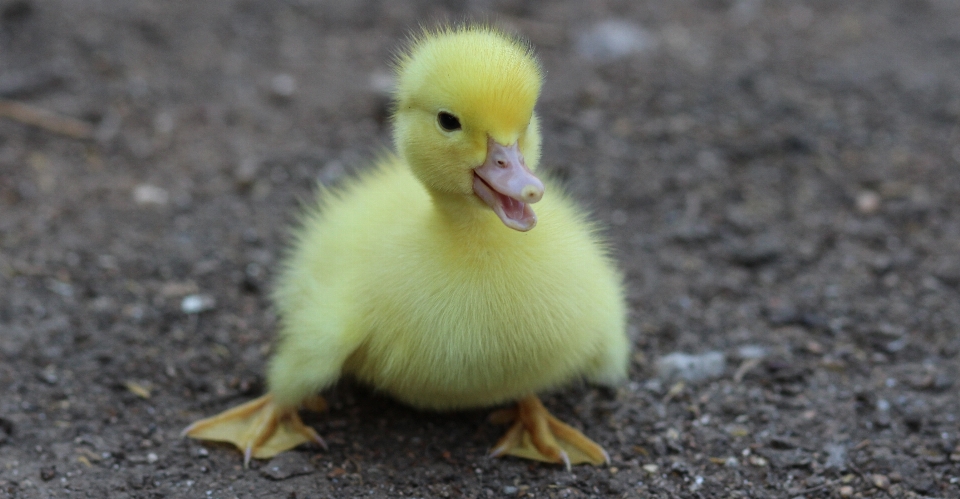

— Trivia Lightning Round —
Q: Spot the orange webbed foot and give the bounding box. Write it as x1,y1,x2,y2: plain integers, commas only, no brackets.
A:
182,394,327,467
488,395,610,470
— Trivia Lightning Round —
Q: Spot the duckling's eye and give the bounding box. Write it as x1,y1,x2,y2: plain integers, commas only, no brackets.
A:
437,111,461,132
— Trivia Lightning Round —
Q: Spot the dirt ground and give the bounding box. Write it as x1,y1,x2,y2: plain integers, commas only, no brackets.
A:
2,0,959,497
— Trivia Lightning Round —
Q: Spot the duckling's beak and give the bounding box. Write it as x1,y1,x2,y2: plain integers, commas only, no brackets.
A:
473,138,544,232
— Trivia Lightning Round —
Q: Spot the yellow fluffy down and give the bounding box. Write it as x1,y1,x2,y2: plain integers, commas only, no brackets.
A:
269,159,628,410
395,25,542,145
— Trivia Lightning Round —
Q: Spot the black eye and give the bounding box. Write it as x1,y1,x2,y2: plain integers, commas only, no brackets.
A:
437,111,461,131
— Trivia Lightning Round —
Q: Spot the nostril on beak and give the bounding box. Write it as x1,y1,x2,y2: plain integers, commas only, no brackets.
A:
521,185,543,202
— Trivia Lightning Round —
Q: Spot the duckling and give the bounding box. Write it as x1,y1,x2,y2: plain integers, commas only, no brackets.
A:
183,24,630,470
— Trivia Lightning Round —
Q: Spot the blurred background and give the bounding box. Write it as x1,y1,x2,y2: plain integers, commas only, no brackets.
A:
1,1,959,497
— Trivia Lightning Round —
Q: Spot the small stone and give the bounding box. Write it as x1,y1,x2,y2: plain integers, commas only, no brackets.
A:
824,443,847,470
39,465,56,481
769,436,800,449
153,110,175,136
642,464,659,474
260,452,315,481
932,372,954,391
0,417,11,445
126,470,149,490
133,184,169,206
726,425,749,438
838,485,854,497
873,412,892,428
181,294,216,314
876,399,890,412
656,351,725,383
806,341,825,354
856,190,881,214
729,241,782,267
39,365,57,385
146,452,158,464
48,280,74,297
765,449,811,468
502,485,518,495
234,157,260,188
736,345,768,360
576,20,657,62
871,474,890,490
689,475,704,492
270,73,297,99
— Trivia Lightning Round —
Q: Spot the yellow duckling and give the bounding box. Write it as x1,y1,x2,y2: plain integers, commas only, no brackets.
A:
183,24,630,470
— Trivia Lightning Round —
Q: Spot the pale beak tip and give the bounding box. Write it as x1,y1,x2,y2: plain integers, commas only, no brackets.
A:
522,185,544,203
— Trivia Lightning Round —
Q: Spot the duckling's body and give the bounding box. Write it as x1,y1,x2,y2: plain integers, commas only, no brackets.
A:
271,159,627,412
185,25,630,469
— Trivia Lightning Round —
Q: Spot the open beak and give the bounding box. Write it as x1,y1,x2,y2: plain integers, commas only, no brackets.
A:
473,137,544,231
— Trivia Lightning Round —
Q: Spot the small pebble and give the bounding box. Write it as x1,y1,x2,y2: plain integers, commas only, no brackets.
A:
48,280,74,298
234,157,260,188
736,344,768,359
181,294,216,314
133,184,169,206
153,110,175,136
656,351,726,383
576,20,656,61
260,452,315,481
871,474,890,490
690,475,704,490
728,241,782,267
40,365,58,385
642,464,659,474
502,485,518,495
270,73,297,99
838,485,854,497
856,190,880,214
146,452,158,464
824,443,847,470
40,465,57,481
805,341,825,354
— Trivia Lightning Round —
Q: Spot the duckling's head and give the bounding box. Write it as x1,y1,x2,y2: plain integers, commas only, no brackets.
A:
394,25,544,231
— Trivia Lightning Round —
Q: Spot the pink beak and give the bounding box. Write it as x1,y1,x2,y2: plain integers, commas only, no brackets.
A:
473,138,544,231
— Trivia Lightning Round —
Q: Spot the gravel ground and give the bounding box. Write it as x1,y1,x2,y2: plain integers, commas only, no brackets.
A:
2,1,959,498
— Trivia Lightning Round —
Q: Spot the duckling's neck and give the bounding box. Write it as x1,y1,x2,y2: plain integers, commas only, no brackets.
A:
428,190,524,247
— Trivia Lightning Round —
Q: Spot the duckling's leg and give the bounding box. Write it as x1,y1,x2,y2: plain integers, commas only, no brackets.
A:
488,395,610,470
182,394,327,467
